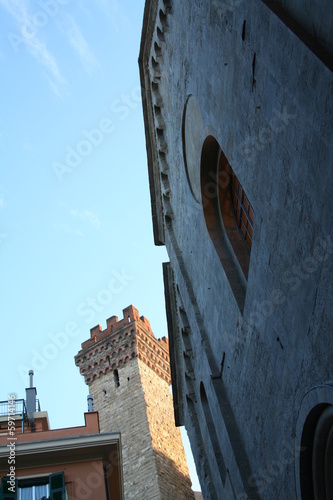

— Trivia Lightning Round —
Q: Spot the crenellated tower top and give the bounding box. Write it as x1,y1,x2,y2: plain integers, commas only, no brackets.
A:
75,305,171,385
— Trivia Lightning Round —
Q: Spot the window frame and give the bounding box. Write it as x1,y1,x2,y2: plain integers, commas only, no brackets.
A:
200,135,255,312
0,476,17,499
1,472,67,500
18,480,49,500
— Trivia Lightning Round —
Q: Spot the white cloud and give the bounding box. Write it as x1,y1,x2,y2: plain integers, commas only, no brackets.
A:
53,205,100,236
69,209,101,229
53,222,85,237
0,0,67,95
95,0,129,33
65,16,98,73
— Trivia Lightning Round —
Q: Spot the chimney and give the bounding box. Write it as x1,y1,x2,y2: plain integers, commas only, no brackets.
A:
25,370,37,430
29,369,34,388
87,394,94,412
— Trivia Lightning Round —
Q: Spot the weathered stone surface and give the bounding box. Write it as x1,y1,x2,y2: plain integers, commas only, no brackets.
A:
139,0,333,498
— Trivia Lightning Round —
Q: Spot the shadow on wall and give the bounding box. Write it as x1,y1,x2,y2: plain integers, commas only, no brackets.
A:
154,449,199,500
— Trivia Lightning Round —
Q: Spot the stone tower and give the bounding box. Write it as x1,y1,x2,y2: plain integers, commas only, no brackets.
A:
75,305,194,500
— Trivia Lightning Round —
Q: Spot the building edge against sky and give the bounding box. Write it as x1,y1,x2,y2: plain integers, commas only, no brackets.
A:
139,0,333,499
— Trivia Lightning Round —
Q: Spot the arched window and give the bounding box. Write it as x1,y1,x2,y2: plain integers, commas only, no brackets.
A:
201,136,255,311
299,404,333,499
113,369,120,388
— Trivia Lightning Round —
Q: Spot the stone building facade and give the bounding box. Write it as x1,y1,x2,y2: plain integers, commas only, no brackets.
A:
75,305,194,500
139,1,333,499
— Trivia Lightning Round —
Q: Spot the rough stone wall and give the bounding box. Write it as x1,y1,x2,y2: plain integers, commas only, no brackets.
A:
137,358,194,499
89,359,161,500
271,0,333,56
140,0,333,499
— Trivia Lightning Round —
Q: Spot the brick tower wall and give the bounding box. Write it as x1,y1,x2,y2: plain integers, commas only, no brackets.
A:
75,305,194,500
137,359,194,499
88,359,160,499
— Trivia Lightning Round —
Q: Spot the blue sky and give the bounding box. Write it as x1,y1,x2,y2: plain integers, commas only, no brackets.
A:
0,0,200,491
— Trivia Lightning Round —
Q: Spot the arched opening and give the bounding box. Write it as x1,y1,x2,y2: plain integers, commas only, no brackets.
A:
201,136,255,312
113,369,120,388
299,404,333,499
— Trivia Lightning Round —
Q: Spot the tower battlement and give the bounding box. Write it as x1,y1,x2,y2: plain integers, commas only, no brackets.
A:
87,305,152,343
75,306,194,499
75,305,171,385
